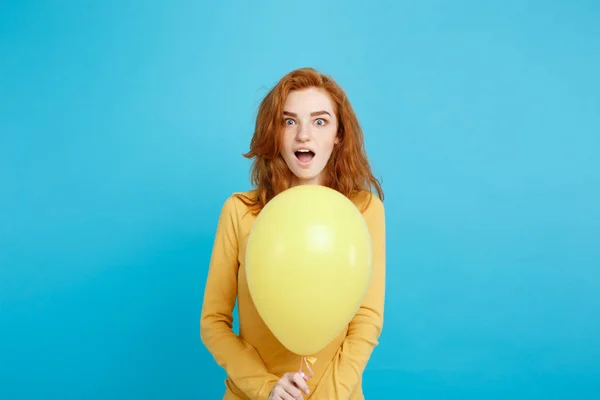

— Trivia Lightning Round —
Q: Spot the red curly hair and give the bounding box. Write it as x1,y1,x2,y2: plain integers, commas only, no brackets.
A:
238,67,383,214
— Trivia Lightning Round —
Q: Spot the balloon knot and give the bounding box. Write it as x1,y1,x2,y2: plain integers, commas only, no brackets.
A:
298,356,316,379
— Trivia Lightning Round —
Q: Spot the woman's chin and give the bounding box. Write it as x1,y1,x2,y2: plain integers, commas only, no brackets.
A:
291,172,323,186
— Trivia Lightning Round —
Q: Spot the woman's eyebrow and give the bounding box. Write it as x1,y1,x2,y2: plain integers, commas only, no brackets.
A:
282,110,331,117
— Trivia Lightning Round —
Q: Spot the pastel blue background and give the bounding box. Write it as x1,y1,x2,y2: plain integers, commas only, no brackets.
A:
1,1,599,399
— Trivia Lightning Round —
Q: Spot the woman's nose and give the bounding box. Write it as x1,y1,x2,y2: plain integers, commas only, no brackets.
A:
296,124,310,142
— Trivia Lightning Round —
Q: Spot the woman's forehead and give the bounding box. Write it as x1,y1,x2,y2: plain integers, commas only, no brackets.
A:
284,87,335,114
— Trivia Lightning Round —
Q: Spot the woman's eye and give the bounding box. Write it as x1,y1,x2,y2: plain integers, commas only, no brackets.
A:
285,118,295,125
315,119,326,126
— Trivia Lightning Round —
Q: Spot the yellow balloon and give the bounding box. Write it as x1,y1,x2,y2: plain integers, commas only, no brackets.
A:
245,185,372,356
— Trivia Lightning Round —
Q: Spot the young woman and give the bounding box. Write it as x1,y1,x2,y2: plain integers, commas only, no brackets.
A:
200,68,386,400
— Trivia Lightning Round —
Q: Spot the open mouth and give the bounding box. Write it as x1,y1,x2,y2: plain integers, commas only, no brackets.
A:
295,150,315,163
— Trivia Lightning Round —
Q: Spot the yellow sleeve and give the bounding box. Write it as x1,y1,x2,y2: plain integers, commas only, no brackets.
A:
310,194,386,399
200,196,280,400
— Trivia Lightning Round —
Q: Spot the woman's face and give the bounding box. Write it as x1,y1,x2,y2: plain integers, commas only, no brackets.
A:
280,87,339,186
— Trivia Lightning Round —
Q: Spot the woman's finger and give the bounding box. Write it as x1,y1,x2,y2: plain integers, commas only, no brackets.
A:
274,385,296,400
291,372,310,394
282,377,305,400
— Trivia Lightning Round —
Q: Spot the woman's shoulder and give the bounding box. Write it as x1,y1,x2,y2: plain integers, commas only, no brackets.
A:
218,189,258,216
231,189,258,206
349,189,384,214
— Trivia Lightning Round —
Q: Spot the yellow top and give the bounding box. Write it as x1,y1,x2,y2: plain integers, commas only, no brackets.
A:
200,189,386,400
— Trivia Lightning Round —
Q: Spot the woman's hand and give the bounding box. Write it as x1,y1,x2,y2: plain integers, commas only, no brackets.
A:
268,372,310,400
